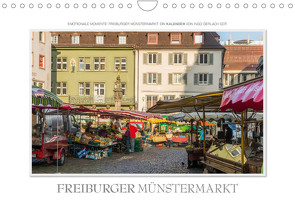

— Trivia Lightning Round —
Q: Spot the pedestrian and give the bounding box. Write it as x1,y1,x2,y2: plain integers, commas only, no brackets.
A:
127,123,139,153
123,125,131,154
224,124,233,144
166,127,173,148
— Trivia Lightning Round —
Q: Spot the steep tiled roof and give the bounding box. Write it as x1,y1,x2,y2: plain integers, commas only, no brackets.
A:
223,45,263,71
51,32,224,50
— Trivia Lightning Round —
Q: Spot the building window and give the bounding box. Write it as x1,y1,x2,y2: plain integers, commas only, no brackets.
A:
173,53,183,64
163,95,175,100
200,54,208,64
94,57,106,71
194,34,203,44
72,35,80,44
115,57,127,71
79,57,90,71
121,83,126,96
148,73,157,84
230,74,234,85
148,53,157,64
94,83,105,96
96,36,104,44
119,36,126,44
39,32,45,43
173,73,182,84
79,82,90,96
56,82,67,96
199,73,208,85
51,35,58,44
56,57,67,71
79,83,84,96
147,33,158,44
243,74,247,82
170,33,181,44
39,55,45,69
146,96,158,109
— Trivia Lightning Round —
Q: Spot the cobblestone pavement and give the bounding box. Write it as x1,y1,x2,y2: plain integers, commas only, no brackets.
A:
32,146,203,174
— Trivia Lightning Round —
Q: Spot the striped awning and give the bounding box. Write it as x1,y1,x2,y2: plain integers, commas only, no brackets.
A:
32,85,63,107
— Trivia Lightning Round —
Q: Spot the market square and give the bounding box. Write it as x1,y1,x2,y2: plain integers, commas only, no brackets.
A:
32,31,264,174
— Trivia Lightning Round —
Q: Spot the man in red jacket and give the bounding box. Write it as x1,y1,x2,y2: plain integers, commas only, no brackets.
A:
127,123,138,152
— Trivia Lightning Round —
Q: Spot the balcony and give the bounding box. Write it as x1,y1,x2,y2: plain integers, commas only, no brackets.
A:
68,95,135,106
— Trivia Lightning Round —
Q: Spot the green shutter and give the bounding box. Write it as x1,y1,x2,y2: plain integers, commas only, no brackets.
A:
209,73,213,85
195,54,199,65
143,53,148,64
157,53,162,65
210,53,214,65
168,53,173,65
143,73,147,84
157,73,162,85
183,54,188,65
168,73,173,84
183,73,188,84
194,74,199,85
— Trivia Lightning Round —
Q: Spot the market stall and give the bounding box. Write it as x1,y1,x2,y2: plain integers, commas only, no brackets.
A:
148,91,224,167
32,86,66,165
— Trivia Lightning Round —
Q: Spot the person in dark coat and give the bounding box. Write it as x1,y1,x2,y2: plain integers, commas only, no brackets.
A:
224,124,233,144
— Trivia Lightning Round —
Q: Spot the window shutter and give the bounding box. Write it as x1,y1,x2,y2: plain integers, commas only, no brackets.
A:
210,53,214,65
143,53,148,64
209,73,213,85
157,73,162,85
195,54,199,65
143,73,147,84
183,54,188,65
183,73,188,84
168,54,173,65
157,53,162,65
194,74,199,85
168,73,173,84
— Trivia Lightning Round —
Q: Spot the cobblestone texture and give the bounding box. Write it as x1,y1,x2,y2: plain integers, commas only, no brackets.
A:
32,147,203,174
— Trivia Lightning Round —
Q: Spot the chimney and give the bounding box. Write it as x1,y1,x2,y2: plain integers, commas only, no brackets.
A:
247,34,250,44
229,33,232,45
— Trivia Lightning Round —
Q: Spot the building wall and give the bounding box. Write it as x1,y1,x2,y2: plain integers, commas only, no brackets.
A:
137,49,223,111
51,48,135,109
32,32,51,91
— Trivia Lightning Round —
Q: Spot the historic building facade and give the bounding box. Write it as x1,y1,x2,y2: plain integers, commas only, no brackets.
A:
32,31,52,91
51,32,136,109
222,44,263,87
50,32,225,110
135,32,225,111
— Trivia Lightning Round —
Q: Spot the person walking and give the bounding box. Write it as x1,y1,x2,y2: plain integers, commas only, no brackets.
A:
123,126,131,154
166,127,173,148
127,123,139,153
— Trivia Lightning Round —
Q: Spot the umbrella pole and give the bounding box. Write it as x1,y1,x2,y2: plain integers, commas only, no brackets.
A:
241,110,245,168
203,106,206,159
190,119,193,145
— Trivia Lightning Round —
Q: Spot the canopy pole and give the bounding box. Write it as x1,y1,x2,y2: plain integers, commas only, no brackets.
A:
202,106,206,159
241,110,245,168
190,119,194,145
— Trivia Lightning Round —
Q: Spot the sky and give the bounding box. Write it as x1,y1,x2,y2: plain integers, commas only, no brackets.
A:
217,32,264,42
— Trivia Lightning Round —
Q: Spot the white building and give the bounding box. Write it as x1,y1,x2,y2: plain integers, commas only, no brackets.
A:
32,31,52,91
135,32,225,111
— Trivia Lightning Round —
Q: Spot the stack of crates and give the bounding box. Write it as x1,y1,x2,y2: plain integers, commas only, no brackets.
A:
134,138,143,152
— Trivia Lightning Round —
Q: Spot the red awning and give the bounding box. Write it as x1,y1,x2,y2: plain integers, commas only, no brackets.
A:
220,79,263,112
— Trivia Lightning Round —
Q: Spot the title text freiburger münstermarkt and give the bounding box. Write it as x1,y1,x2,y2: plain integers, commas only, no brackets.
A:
57,183,238,194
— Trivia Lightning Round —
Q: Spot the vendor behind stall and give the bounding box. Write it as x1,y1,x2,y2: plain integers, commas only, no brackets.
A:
86,120,93,133
98,125,109,137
